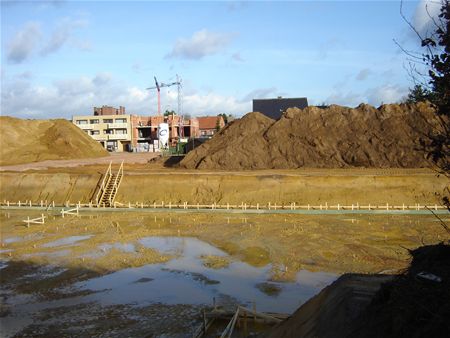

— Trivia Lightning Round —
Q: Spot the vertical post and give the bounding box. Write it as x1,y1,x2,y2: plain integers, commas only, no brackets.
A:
257,203,259,210
19,200,21,207
203,310,207,334
326,202,328,210
26,216,30,228
40,200,43,207
337,203,340,210
243,310,248,337
351,204,354,211
386,203,389,211
128,201,131,208
268,202,271,210
153,202,156,209
402,203,405,211
7,201,9,207
53,201,55,208
368,203,371,210
308,204,310,210
29,200,32,207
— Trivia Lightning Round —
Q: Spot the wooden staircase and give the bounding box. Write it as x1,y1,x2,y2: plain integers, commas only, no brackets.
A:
94,161,124,207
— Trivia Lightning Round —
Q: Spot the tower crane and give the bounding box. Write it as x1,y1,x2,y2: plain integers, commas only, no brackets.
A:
146,75,182,116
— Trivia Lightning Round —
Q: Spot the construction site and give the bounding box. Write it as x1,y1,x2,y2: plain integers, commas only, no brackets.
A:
0,100,449,337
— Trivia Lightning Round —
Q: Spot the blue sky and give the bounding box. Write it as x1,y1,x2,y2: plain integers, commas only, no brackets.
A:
0,0,442,119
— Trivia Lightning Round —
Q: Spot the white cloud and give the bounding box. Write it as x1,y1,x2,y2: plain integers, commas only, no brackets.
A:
183,92,249,116
240,87,278,103
1,73,250,118
92,72,111,86
232,52,244,62
412,0,442,37
1,73,151,118
6,22,42,63
41,17,89,56
366,84,408,106
355,68,371,81
325,90,364,107
166,29,236,60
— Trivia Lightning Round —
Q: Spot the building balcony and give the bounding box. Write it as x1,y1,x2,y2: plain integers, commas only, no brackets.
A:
108,134,128,140
77,124,92,130
108,123,128,129
90,134,106,141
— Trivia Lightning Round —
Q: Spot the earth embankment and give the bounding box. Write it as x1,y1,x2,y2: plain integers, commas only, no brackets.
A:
0,169,446,205
0,116,108,166
180,102,448,170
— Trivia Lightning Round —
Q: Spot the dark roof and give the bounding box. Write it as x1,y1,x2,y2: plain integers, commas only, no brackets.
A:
252,97,308,120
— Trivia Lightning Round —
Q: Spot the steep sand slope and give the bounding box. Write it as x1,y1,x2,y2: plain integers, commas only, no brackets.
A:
0,116,108,165
181,102,448,169
181,112,275,169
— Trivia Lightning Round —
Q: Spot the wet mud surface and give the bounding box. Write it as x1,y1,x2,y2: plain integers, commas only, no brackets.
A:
0,210,448,337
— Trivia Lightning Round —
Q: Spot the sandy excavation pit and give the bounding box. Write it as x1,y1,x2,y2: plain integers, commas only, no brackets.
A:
0,209,448,337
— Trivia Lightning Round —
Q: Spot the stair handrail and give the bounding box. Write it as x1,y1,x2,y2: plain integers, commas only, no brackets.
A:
95,161,112,206
108,160,124,205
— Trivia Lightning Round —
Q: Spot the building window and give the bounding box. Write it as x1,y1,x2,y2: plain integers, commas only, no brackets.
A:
115,129,127,135
76,120,88,125
90,130,100,135
90,119,99,124
103,119,113,123
104,129,113,134
115,118,126,123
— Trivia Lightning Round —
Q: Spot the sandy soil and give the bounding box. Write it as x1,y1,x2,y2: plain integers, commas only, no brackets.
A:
0,152,160,172
0,117,108,166
181,103,449,170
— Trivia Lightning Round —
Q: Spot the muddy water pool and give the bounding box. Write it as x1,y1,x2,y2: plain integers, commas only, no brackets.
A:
1,210,448,337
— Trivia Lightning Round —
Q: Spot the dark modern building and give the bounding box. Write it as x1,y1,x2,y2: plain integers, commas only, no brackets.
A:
252,97,308,120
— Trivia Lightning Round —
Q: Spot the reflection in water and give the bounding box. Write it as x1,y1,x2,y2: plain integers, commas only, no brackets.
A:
42,235,93,248
76,237,337,313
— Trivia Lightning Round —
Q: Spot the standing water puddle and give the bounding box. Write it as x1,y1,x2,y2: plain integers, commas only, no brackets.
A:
74,236,337,313
42,235,92,248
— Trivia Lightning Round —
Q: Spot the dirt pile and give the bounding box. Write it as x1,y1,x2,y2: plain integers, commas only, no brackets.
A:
182,112,275,169
0,116,108,166
180,102,448,169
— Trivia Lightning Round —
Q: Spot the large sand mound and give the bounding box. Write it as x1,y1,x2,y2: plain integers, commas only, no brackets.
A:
180,102,448,169
0,116,108,166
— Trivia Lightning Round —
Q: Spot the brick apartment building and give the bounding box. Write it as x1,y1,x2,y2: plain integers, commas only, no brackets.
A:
131,114,199,152
94,105,126,116
73,106,200,152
